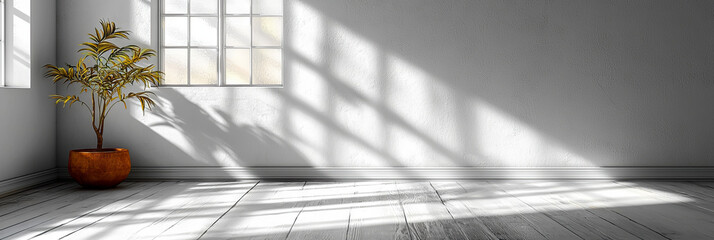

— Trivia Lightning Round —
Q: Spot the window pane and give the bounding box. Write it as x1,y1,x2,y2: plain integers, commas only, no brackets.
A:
190,17,217,46
164,17,188,46
252,49,281,85
253,0,282,15
252,17,282,47
163,49,188,85
190,0,218,14
226,49,251,84
190,49,218,85
164,0,188,14
226,0,250,14
225,17,250,47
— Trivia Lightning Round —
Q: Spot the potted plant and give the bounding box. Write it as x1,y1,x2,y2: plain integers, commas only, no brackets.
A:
45,20,163,188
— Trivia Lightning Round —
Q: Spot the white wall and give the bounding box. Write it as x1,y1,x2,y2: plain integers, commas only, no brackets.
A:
57,0,714,169
0,0,56,181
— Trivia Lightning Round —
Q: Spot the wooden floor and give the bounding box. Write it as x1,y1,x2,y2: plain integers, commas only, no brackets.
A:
0,181,713,239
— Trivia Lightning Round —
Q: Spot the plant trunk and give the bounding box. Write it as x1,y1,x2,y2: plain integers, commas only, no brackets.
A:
96,131,103,149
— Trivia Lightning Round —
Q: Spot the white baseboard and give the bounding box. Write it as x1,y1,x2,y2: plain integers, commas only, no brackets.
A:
0,169,58,197
56,167,714,180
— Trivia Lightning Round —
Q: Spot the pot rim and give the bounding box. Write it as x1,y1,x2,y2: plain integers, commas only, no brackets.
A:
70,148,128,153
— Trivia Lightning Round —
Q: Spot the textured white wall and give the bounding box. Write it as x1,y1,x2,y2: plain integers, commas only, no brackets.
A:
57,0,714,168
0,0,57,181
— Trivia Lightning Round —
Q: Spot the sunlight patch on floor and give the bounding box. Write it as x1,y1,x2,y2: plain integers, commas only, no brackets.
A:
2,181,698,239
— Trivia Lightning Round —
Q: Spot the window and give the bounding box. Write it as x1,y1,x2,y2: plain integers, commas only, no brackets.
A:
0,0,5,87
160,0,283,86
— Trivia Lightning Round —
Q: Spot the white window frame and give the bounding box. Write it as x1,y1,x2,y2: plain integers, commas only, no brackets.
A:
0,0,5,87
159,0,284,87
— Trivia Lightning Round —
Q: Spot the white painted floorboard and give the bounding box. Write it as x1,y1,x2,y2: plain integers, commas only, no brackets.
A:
0,181,713,239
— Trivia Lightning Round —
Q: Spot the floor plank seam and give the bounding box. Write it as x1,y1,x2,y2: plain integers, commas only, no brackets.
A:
615,181,714,216
1,182,131,239
549,184,657,240
445,181,500,240
283,182,308,240
583,216,636,240
198,181,260,239
55,182,168,239
7,182,68,199
428,181,471,239
429,181,468,238
611,211,672,240
684,182,714,199
486,181,579,240
126,183,203,239
394,182,415,240
25,182,148,239
578,200,668,240
1,206,59,235
0,184,129,237
156,209,191,237
0,182,66,200
344,183,355,240
0,184,78,218
691,182,714,191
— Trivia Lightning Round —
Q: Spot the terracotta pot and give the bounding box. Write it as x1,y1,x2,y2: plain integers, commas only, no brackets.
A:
68,148,131,188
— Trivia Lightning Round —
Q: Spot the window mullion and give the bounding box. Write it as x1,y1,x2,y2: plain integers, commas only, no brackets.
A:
218,0,225,86
187,1,192,85
249,0,253,85
0,0,4,87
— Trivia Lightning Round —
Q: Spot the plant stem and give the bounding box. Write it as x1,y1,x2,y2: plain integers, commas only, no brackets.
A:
91,92,102,149
96,131,103,149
